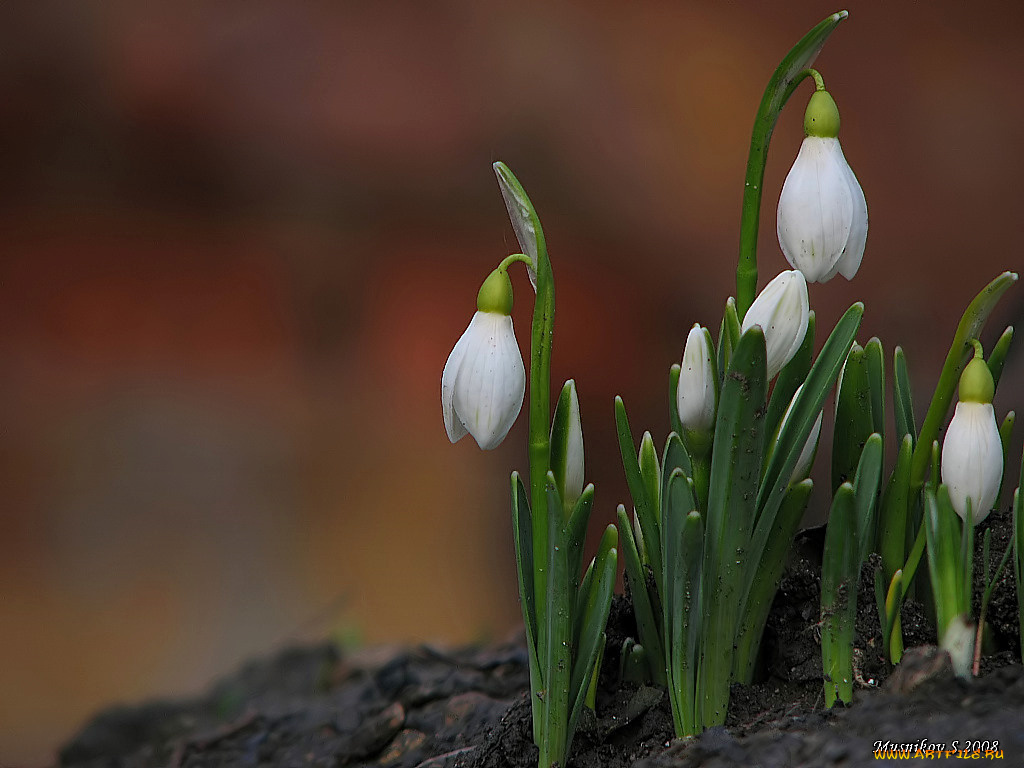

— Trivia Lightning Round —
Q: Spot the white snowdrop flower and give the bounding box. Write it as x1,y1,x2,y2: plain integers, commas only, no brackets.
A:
941,345,1003,524
677,324,717,433
741,270,809,380
777,89,867,283
442,267,526,450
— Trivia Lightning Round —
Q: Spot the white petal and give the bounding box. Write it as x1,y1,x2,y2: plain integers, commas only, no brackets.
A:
777,137,854,283
835,144,868,281
940,402,1003,524
741,270,809,380
677,324,716,431
453,312,526,450
441,321,472,443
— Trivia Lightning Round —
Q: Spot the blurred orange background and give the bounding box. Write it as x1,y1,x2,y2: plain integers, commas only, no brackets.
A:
2,2,1022,764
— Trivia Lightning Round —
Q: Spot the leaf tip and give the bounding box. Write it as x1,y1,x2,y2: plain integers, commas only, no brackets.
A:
836,10,849,21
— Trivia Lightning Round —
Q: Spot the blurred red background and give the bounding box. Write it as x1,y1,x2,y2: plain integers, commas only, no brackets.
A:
1,2,1022,763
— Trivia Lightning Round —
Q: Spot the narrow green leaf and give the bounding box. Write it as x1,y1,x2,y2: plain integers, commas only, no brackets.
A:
766,312,816,442
925,486,965,643
564,484,595,590
701,327,767,727
735,10,850,317
511,472,542,742
998,411,1016,508
614,397,663,594
511,472,538,663
987,325,1014,389
669,363,683,437
879,435,914,587
639,432,662,527
893,346,917,445
832,342,872,493
735,478,812,684
616,505,665,686
911,272,1019,490
661,433,693,511
542,476,571,766
853,433,884,564
821,483,858,706
884,570,905,664
568,527,617,744
1013,466,1024,660
864,337,886,440
748,303,863,610
717,297,742,378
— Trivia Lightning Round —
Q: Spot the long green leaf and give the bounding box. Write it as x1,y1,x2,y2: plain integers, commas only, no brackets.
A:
567,526,617,746
669,364,683,437
853,433,884,563
541,476,571,768
734,478,812,684
879,435,914,586
864,337,886,440
614,397,663,594
832,342,872,493
735,10,850,316
893,346,917,445
616,505,665,686
511,472,541,743
987,325,1014,389
1013,453,1024,660
747,303,862,609
925,486,966,643
700,327,767,728
821,483,857,707
564,484,595,591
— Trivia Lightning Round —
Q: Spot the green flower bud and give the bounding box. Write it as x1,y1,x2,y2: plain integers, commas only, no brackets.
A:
804,89,841,139
476,267,514,315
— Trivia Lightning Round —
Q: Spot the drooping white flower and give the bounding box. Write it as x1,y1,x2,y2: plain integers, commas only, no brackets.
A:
941,401,1002,524
677,324,717,433
940,346,1003,525
442,266,526,450
740,270,809,380
777,90,867,283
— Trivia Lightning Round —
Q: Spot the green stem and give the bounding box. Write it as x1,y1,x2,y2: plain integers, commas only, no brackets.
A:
735,12,848,318
499,252,535,272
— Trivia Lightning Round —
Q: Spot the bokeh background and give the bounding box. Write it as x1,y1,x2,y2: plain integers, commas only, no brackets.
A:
2,2,1023,763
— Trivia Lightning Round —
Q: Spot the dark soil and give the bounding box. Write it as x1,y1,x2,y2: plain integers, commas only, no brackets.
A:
60,510,1024,768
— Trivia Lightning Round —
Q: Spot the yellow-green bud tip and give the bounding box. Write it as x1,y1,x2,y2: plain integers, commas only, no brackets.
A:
477,267,514,314
804,90,841,138
959,349,995,404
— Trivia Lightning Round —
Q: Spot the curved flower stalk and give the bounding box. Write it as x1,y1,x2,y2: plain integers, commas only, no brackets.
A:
442,262,528,450
941,342,1004,524
740,269,809,379
777,85,867,283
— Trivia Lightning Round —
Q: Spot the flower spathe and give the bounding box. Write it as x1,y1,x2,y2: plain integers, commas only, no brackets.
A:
777,90,867,283
677,324,717,433
740,269,809,380
442,310,526,450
